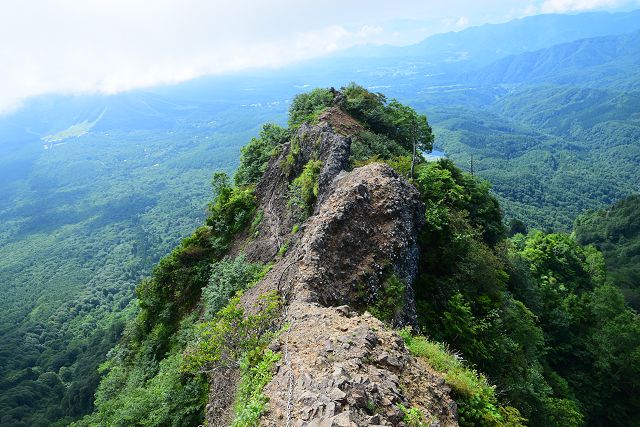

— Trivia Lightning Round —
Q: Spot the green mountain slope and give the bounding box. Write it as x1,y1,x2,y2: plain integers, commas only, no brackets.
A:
3,10,640,425
468,30,640,88
0,105,284,426
409,29,640,230
575,194,640,309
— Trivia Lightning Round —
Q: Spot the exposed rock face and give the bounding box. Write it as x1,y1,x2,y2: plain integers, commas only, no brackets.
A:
208,111,458,426
294,163,424,324
236,121,351,264
261,302,457,427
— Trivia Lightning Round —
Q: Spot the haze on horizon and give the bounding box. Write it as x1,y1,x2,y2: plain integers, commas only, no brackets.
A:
1,0,639,114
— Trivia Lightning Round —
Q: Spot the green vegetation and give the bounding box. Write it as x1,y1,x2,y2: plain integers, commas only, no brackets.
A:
280,134,301,176
231,349,280,427
512,233,640,426
249,86,640,426
78,225,280,426
184,292,282,425
202,255,266,318
288,159,322,219
404,155,640,426
0,106,275,426
4,80,640,427
250,209,264,238
277,242,289,257
351,131,410,165
72,224,217,425
367,273,406,323
342,83,433,156
234,123,290,186
398,403,429,427
425,83,640,231
574,194,640,309
42,116,101,143
71,307,208,427
70,151,278,425
183,292,281,373
399,329,523,427
206,173,257,256
288,88,334,127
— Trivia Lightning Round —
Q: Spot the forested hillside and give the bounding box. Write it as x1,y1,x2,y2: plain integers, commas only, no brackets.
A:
467,30,640,87
0,104,286,425
415,29,640,229
575,195,640,309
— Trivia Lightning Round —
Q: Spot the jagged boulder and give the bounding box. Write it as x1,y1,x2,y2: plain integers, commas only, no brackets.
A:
293,163,424,325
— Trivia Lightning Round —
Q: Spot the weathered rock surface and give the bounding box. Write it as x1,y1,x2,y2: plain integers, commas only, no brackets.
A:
235,121,351,264
293,163,424,325
208,109,458,426
261,303,457,427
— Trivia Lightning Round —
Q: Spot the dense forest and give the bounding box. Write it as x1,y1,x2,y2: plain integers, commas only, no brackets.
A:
575,195,640,310
67,85,640,426
0,109,283,426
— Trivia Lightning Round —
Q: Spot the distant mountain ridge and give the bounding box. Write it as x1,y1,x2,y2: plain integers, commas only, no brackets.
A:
467,30,640,87
334,10,640,67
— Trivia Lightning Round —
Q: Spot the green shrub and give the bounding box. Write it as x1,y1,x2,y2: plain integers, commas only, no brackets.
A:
231,348,280,427
183,292,281,373
202,256,266,318
206,176,257,257
414,159,504,246
288,159,322,219
288,88,334,127
368,274,406,323
235,124,289,186
280,135,301,176
342,82,433,154
77,317,208,427
250,209,264,238
350,131,409,165
133,225,217,358
398,328,525,427
398,404,429,427
277,242,289,257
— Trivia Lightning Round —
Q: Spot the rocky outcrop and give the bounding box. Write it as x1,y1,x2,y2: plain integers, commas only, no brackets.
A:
293,163,424,324
261,302,457,427
236,121,351,264
208,109,458,427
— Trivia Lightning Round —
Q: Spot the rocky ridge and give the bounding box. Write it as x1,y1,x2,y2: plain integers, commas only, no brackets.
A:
209,108,459,426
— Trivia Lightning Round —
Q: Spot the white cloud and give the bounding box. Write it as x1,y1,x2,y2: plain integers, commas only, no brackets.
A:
1,0,638,113
455,16,470,28
539,0,632,12
0,1,400,113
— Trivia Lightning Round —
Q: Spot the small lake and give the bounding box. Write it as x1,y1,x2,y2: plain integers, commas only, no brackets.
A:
424,147,446,160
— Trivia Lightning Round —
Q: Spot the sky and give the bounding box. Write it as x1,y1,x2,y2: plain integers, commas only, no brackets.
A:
0,0,639,114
